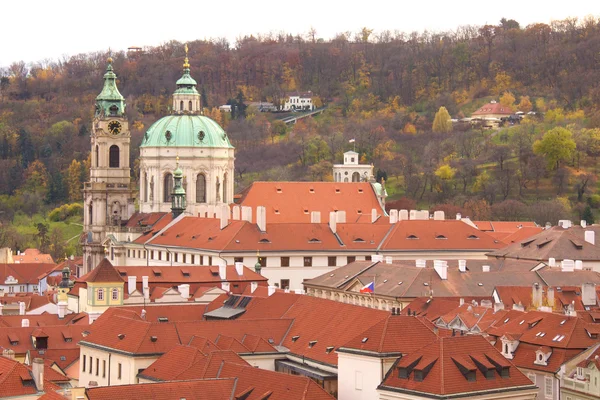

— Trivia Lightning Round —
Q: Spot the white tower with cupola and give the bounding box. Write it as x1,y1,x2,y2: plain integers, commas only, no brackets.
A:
82,58,136,274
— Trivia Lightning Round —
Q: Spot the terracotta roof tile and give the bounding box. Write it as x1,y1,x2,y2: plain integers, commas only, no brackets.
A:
79,259,124,283
85,379,237,400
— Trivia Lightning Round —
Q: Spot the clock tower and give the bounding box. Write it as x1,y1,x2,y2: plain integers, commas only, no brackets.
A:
82,58,135,274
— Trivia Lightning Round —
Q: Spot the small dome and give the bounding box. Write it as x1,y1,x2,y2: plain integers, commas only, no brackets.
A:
141,115,233,149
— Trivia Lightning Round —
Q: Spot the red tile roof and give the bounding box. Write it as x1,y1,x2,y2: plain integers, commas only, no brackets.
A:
471,102,514,116
236,181,385,224
404,297,493,322
379,336,536,396
13,248,54,263
0,263,57,285
0,356,61,397
0,325,87,356
85,379,237,400
79,259,124,283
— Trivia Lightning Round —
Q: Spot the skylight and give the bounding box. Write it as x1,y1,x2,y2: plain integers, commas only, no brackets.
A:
361,337,368,343
560,320,567,325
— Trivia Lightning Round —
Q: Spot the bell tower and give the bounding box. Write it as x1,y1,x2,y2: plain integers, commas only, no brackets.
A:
82,58,136,274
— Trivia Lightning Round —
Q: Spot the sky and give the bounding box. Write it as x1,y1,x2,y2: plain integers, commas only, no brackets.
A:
1,0,598,68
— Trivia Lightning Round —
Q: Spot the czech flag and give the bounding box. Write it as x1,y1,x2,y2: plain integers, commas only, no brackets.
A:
360,282,374,293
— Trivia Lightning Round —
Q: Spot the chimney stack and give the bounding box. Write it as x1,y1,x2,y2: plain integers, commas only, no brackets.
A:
399,209,409,221
575,260,583,270
371,209,378,223
219,263,227,280
311,211,321,223
251,282,258,293
329,212,337,234
22,318,29,327
456,213,462,220
232,205,241,220
561,259,575,272
389,209,398,224
336,210,346,223
142,276,149,299
220,204,230,229
585,231,595,246
582,283,597,306
127,276,137,295
482,265,490,272
547,288,555,309
458,260,467,273
532,284,543,308
32,358,44,391
581,220,587,228
268,285,277,297
256,206,266,232
241,206,252,223
57,301,67,319
178,284,190,299
433,210,445,220
372,254,384,263
19,301,25,315
549,258,556,267
415,259,426,268
385,256,393,264
433,260,448,280
235,262,244,276
409,210,417,220
221,282,230,292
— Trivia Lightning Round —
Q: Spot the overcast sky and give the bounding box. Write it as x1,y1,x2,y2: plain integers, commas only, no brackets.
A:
1,0,598,67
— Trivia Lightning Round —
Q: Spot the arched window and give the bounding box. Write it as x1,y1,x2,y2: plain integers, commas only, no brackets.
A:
188,100,193,111
504,343,509,354
143,173,148,202
88,203,93,225
180,101,184,111
196,174,206,203
163,173,173,202
109,145,120,168
111,288,119,301
109,105,118,116
223,173,228,203
95,145,99,167
352,172,360,182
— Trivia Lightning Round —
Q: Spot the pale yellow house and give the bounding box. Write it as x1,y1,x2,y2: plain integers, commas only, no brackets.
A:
74,259,125,319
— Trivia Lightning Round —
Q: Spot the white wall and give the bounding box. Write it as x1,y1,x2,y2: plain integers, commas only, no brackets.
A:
338,352,396,400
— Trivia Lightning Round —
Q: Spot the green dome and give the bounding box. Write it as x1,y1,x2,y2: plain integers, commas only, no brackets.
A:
141,115,233,148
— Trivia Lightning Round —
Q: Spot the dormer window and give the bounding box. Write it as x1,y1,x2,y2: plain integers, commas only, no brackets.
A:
468,235,479,239
407,235,418,240
436,235,447,240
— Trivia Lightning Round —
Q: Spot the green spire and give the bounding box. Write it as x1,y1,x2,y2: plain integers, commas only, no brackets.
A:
175,44,198,94
95,57,125,118
171,157,186,217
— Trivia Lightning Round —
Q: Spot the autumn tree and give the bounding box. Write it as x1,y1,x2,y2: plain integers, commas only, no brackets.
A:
499,91,516,110
517,96,532,113
533,127,576,170
67,159,83,202
432,106,452,133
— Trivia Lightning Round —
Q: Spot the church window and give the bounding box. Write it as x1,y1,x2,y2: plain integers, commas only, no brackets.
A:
198,131,205,141
143,173,148,202
109,145,120,168
89,203,93,225
352,172,360,182
111,288,119,300
164,173,173,202
223,173,228,203
95,145,99,167
189,100,192,111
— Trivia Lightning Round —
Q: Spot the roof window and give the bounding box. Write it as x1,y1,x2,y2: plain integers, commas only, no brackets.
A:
259,238,271,243
326,346,334,353
335,188,341,193
309,238,321,243
407,235,419,240
276,187,282,193
436,235,447,240
467,235,479,239
158,317,168,322
358,189,363,193
292,335,300,342
309,188,315,193
560,319,567,325
361,337,368,343
117,334,125,340
308,340,317,348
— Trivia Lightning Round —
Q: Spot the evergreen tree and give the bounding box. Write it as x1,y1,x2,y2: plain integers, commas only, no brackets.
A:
200,86,209,109
583,205,595,225
17,128,35,169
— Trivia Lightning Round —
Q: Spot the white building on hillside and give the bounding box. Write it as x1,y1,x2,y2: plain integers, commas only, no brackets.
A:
333,151,374,182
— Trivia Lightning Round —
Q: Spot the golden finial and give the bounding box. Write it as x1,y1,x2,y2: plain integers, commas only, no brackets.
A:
107,56,113,64
183,44,190,69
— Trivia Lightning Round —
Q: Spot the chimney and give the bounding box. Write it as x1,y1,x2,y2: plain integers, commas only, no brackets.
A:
371,209,378,223
409,210,417,220
251,282,258,293
581,220,587,228
0,303,3,316
547,288,555,309
459,298,464,306
2,349,14,359
221,282,230,292
456,213,462,220
561,259,575,272
232,205,241,220
558,220,572,229
256,206,266,232
336,210,346,223
458,260,467,273
512,303,525,312
385,256,393,264
220,204,229,229
548,258,556,267
575,260,583,270
582,283,597,306
219,263,227,280
32,358,44,391
241,206,252,223
215,205,222,219
415,259,426,268
19,301,25,315
57,301,67,319
268,285,277,296
532,284,543,308
127,276,137,295
372,254,384,263
235,262,244,276
142,276,149,299
433,260,448,280
433,210,445,220
178,284,190,299
482,265,490,272
22,318,30,328
206,204,215,218
329,212,337,234
389,209,398,224
480,299,493,309
310,211,321,223
494,301,505,312
585,230,595,246
399,209,409,221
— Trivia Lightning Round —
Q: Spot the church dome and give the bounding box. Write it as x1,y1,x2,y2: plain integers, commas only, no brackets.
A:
140,114,233,148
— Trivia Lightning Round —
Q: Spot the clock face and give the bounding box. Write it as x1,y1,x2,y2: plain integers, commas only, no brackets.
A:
108,121,122,135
